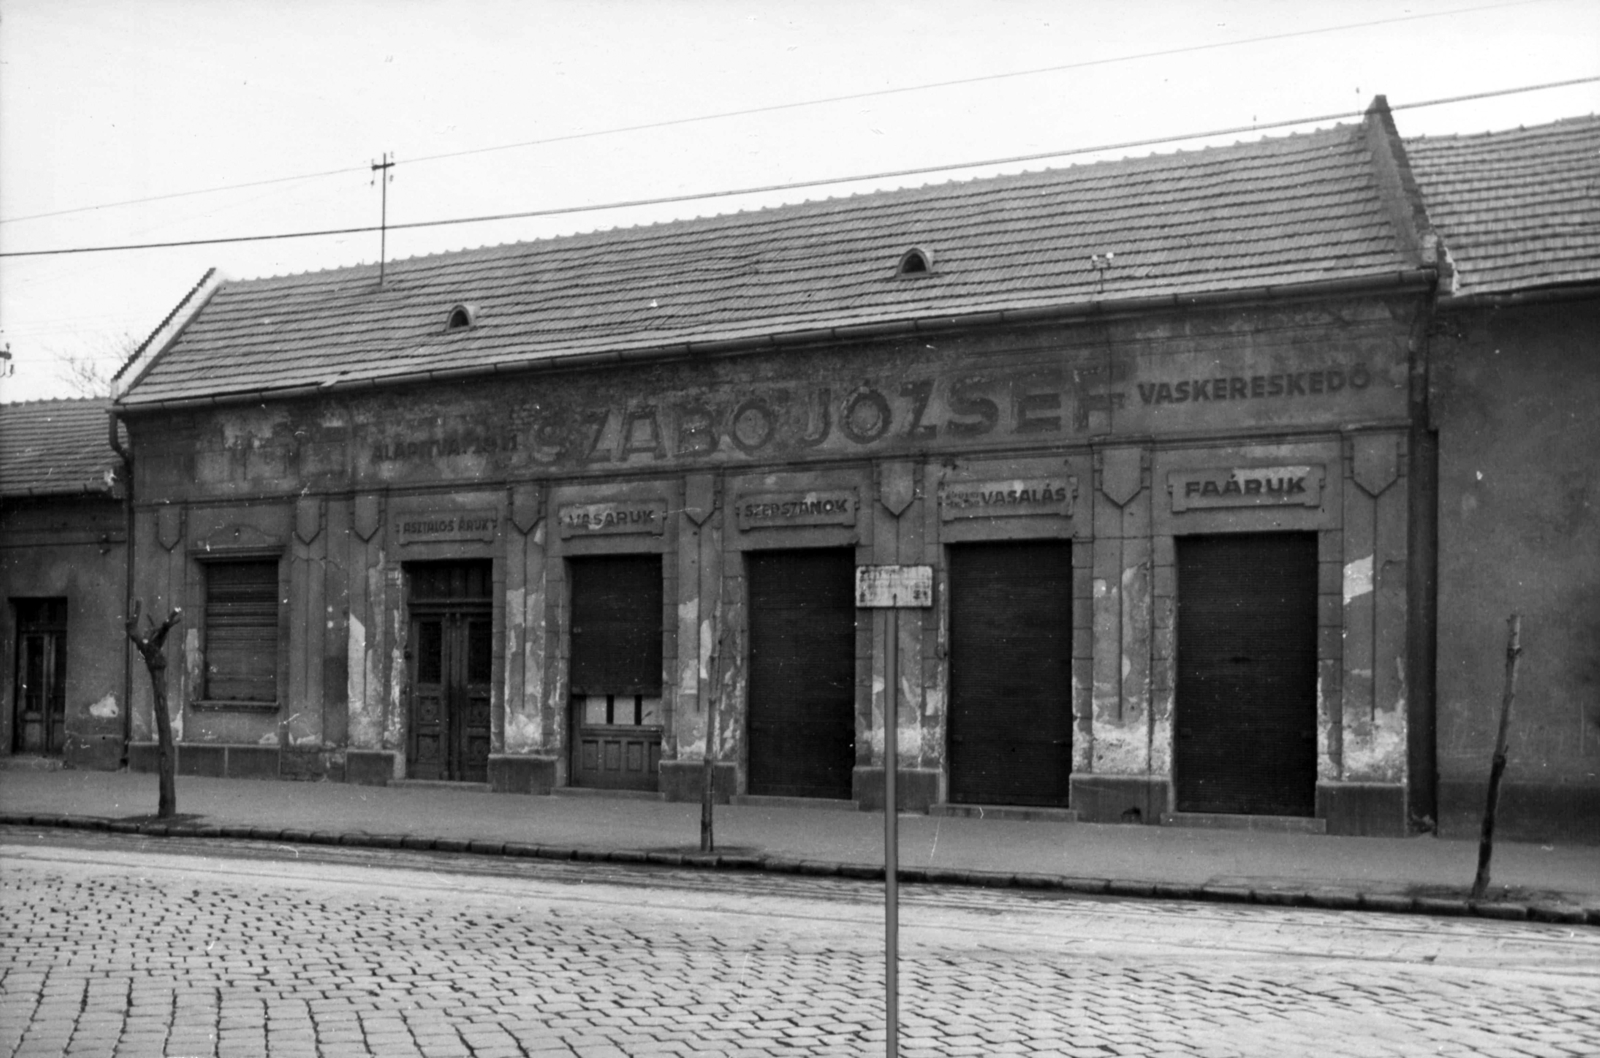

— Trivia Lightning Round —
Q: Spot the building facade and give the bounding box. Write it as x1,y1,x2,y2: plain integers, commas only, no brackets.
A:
108,101,1453,837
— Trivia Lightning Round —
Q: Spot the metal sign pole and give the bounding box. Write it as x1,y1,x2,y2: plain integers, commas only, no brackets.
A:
853,563,930,1058
885,608,898,1058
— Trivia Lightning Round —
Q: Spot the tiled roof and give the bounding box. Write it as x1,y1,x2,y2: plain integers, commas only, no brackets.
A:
121,117,1417,407
0,399,121,497
1405,115,1600,298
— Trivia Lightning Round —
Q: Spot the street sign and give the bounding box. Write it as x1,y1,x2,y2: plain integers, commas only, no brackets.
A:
855,564,933,609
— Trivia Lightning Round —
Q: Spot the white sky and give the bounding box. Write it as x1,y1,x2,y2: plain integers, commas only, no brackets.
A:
1,0,1596,402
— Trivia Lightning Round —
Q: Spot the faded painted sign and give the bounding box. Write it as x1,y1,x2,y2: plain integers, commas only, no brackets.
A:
352,358,1392,477
734,490,858,530
1135,365,1372,406
557,500,668,537
939,478,1073,520
1167,465,1324,512
855,565,934,608
395,510,499,545
372,431,518,462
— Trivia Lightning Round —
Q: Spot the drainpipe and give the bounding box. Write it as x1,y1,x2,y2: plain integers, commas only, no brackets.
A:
108,409,134,767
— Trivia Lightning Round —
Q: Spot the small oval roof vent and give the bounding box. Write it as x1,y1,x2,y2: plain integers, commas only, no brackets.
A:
445,303,479,331
897,247,933,276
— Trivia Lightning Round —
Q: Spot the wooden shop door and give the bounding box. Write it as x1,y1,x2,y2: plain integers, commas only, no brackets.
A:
12,599,68,757
407,563,493,783
569,555,664,791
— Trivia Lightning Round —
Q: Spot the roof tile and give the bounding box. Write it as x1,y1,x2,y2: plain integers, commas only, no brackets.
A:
1405,115,1600,298
0,399,121,497
123,120,1412,406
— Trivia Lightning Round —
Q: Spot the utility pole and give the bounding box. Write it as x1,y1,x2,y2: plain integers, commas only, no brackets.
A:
371,152,395,285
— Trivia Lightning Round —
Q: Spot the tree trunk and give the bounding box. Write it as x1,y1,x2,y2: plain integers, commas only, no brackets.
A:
126,600,183,820
1470,614,1522,902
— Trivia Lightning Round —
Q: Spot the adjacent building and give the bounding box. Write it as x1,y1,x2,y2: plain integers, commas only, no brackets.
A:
0,399,129,770
1408,115,1600,842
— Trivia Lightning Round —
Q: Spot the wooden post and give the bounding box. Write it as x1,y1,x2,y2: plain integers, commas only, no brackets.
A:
1470,614,1522,902
125,600,183,819
700,599,724,854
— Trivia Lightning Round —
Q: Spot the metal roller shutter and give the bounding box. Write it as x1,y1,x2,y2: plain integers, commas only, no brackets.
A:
948,541,1073,807
1175,532,1319,817
569,555,664,696
205,560,279,702
747,549,857,799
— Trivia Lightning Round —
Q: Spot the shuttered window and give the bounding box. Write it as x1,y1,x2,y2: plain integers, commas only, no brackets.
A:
204,559,280,702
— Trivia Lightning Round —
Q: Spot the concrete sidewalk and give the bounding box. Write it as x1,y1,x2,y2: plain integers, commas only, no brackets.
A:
2,767,1596,924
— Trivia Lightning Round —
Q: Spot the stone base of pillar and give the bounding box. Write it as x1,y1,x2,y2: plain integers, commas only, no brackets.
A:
346,750,397,786
487,754,559,795
1070,773,1168,824
853,766,940,813
1316,781,1408,837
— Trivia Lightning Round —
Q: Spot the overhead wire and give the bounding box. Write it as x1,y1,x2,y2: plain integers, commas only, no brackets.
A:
2,75,1595,260
0,0,1557,227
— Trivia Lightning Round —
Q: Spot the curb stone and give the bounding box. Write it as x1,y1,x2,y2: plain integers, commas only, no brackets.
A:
1307,891,1363,911
1,812,1594,925
1106,879,1157,898
1201,885,1255,904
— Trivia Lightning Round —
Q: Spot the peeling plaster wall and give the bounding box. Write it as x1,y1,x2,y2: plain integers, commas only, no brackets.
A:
500,515,550,756
1432,299,1600,841
1338,433,1411,787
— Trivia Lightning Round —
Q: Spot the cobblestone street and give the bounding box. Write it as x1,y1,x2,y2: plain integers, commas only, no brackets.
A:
2,829,1597,1058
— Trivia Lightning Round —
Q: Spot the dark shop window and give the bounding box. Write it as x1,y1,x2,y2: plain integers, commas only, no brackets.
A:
203,559,280,702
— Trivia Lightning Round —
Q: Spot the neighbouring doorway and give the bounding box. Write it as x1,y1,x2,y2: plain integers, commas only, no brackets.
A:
406,562,492,783
12,598,68,757
947,541,1074,807
1174,532,1319,816
569,554,664,790
746,549,857,800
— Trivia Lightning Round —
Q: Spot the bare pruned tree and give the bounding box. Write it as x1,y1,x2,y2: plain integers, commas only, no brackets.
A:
53,332,137,398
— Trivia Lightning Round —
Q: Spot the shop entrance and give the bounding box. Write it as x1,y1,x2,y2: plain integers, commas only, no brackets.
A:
569,555,663,790
746,549,856,800
947,541,1073,807
406,562,492,783
11,598,67,756
1175,532,1319,816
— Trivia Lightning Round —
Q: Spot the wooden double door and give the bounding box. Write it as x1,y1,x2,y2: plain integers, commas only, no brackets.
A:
12,599,67,757
407,563,492,783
